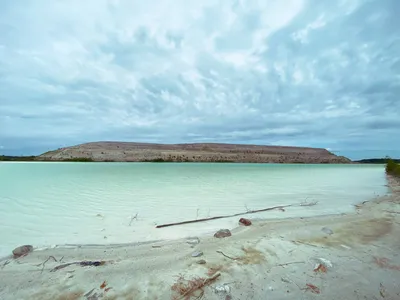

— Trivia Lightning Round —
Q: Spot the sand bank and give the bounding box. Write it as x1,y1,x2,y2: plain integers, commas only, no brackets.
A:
1,177,399,300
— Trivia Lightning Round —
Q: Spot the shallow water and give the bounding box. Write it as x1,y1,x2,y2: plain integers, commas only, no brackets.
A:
0,162,388,257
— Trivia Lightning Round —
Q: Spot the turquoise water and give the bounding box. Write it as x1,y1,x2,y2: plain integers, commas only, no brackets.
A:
0,162,388,257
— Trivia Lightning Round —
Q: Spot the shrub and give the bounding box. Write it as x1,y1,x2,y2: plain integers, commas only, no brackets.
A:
386,158,400,177
62,157,94,162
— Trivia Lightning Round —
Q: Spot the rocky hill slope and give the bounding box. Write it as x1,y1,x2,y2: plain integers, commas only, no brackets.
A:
38,142,351,163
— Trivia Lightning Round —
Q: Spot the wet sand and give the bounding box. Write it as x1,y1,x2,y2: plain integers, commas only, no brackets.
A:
1,177,399,300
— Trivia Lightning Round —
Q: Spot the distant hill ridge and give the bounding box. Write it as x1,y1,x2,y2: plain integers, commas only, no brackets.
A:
38,141,351,163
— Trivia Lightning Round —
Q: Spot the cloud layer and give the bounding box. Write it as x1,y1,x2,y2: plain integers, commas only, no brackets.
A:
0,0,399,159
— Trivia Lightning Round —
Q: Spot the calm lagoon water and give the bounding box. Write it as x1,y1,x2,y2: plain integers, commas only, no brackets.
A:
0,162,388,257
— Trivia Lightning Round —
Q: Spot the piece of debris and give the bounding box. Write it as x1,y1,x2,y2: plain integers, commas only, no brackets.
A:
12,245,33,258
314,263,327,273
281,277,291,283
1,260,10,269
104,287,112,292
171,273,221,300
275,261,305,267
100,281,107,289
51,260,108,272
129,212,138,226
214,229,232,238
208,266,223,276
291,240,319,248
87,292,101,300
192,251,203,257
239,218,252,226
340,244,351,250
35,255,59,273
373,257,400,271
321,227,334,235
304,283,321,294
197,259,206,265
316,258,333,268
84,288,95,298
214,284,231,294
380,283,386,298
186,237,200,245
299,199,319,207
216,250,238,260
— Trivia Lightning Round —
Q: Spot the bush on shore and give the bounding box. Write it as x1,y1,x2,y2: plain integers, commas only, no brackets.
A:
386,158,400,177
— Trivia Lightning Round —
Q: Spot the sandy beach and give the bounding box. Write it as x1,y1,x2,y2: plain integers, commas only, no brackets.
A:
1,177,399,300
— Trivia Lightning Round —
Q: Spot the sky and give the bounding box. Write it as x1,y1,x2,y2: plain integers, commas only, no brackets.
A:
0,0,399,160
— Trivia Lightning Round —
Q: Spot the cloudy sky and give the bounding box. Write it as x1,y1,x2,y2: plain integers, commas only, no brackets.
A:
0,0,399,159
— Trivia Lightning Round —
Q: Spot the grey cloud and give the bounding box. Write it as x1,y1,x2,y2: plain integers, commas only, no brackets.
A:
0,0,399,159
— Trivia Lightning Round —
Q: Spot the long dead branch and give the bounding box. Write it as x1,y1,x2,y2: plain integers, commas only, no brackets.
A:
156,204,293,228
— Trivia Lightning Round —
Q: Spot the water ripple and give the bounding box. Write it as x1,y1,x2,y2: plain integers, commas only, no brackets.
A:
0,162,388,256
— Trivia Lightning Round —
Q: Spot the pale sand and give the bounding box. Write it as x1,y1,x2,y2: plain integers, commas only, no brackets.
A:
1,178,400,300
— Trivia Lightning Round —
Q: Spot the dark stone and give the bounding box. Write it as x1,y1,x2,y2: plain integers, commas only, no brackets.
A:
239,218,252,226
214,229,232,238
12,245,33,258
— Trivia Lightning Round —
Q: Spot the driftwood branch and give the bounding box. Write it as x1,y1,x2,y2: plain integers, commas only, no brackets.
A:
156,204,293,228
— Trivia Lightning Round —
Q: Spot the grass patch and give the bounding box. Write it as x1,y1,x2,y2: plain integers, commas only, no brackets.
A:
0,155,37,161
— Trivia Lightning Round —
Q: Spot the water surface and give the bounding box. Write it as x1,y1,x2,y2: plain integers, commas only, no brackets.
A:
0,162,388,257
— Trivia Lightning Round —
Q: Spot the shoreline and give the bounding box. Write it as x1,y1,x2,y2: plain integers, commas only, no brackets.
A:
1,177,399,299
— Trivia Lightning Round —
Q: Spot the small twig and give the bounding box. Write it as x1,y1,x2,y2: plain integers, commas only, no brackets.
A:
1,260,10,269
51,260,107,272
299,200,319,207
216,250,238,261
291,240,319,248
274,261,305,267
196,208,200,220
178,273,221,300
129,213,138,226
50,262,77,272
84,288,95,298
35,256,58,273
244,204,250,212
384,210,400,214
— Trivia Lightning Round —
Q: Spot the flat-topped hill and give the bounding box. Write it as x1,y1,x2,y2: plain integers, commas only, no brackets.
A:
38,142,351,163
